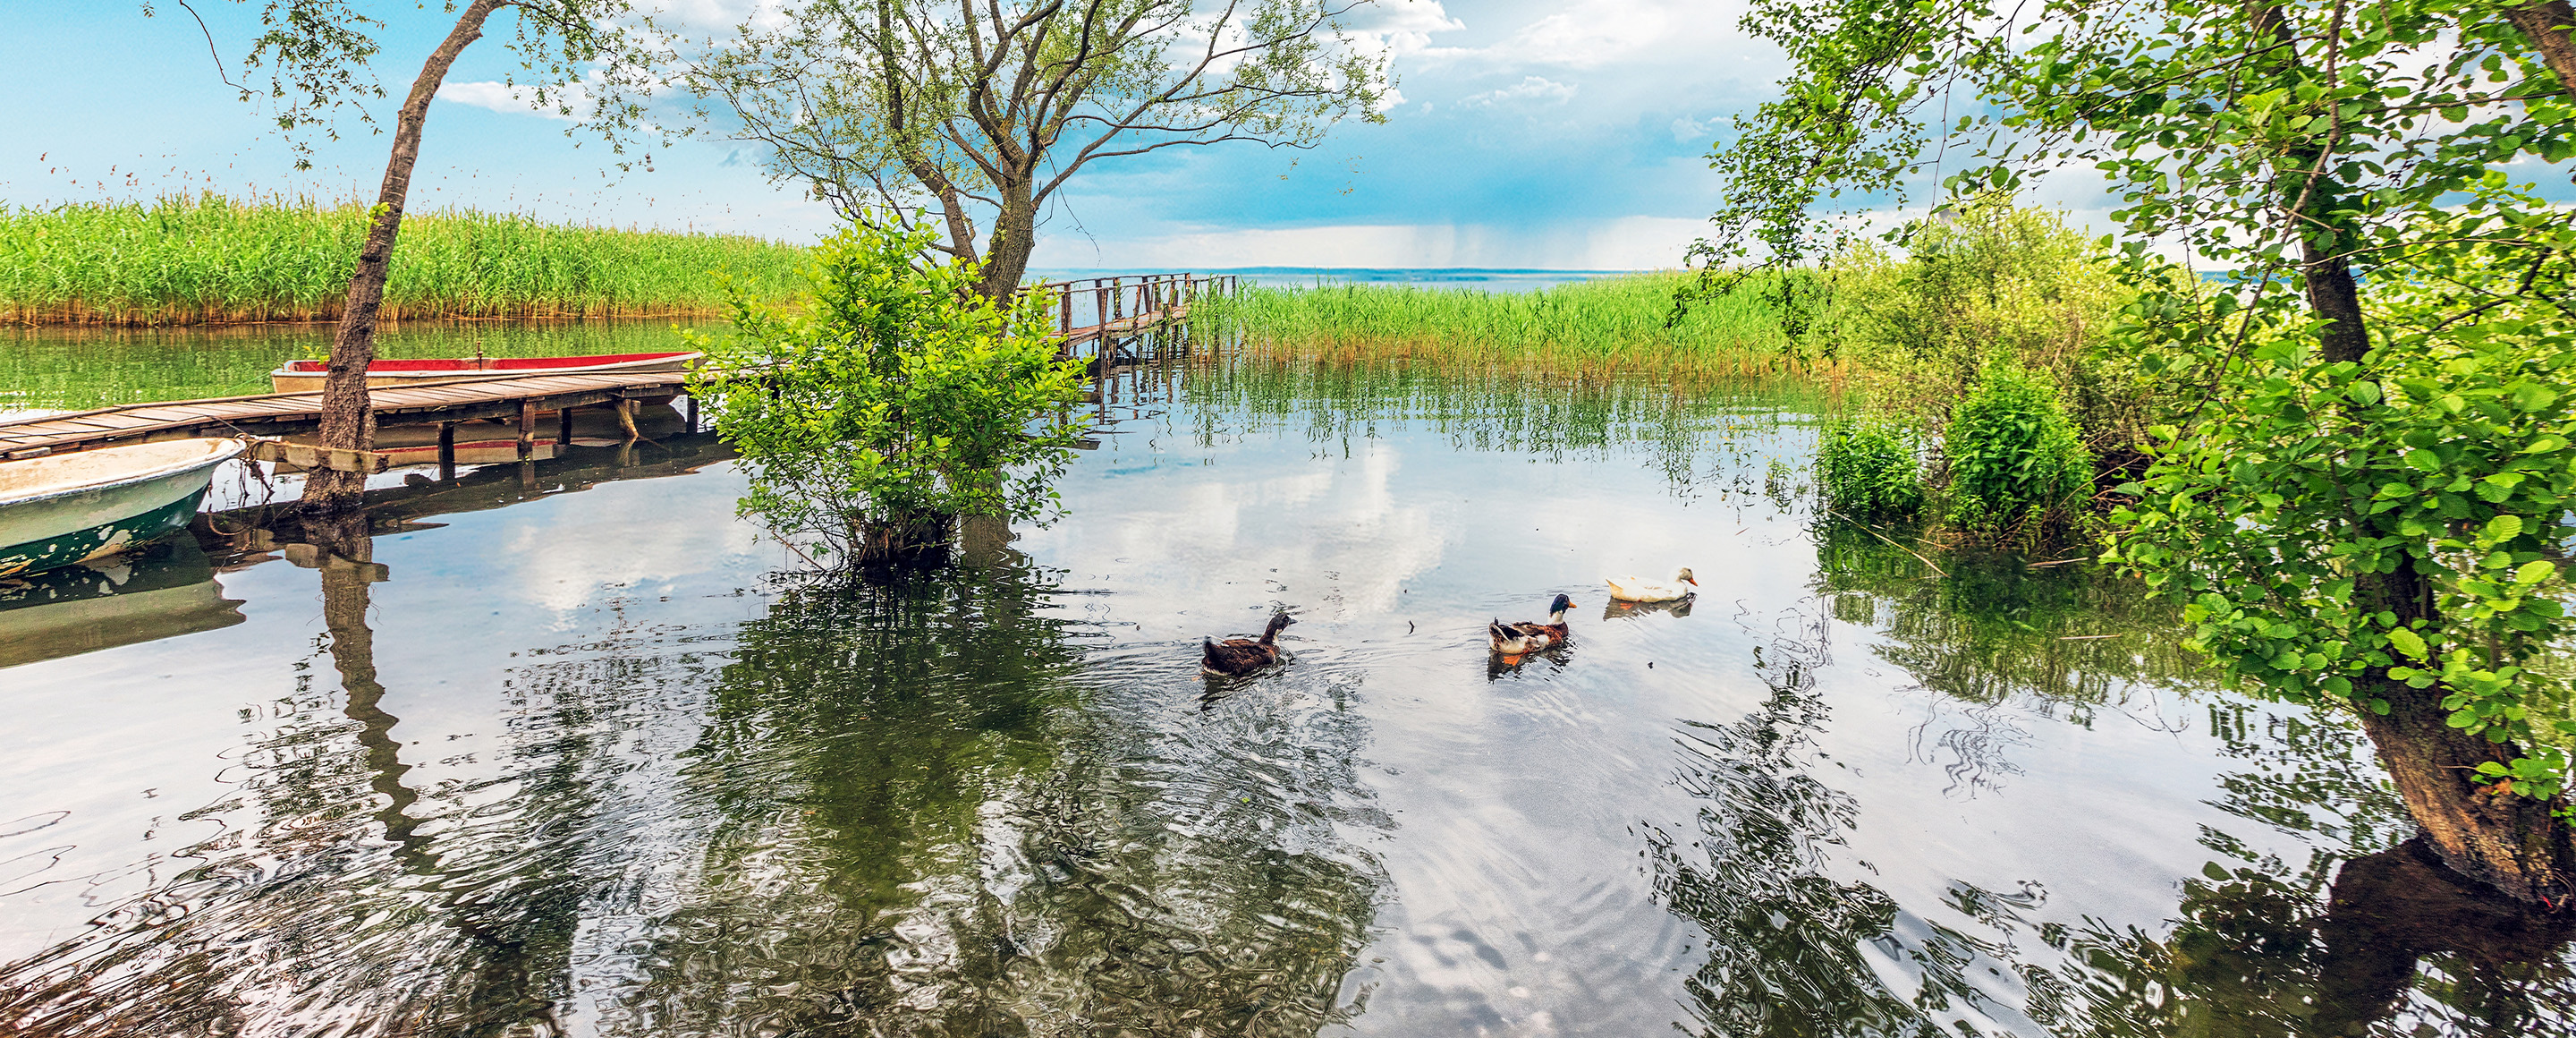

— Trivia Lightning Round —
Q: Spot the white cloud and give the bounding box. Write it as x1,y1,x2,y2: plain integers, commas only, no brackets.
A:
1345,0,1469,55
1415,0,1741,71
1460,76,1576,108
1670,115,1716,146
436,81,580,123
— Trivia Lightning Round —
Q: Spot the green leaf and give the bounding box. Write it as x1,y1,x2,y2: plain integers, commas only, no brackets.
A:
2386,627,2428,660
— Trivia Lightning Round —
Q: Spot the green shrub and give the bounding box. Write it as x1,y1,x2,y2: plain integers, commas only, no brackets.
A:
685,219,1088,566
1943,360,2089,539
1817,195,2175,456
1816,418,1924,522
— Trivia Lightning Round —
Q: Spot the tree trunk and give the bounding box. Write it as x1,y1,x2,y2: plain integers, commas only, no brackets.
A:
302,1,507,512
2309,221,2576,905
973,179,1039,302
851,510,957,566
2301,241,2370,364
2508,1,2576,97
2239,1,2576,905
2354,677,2576,905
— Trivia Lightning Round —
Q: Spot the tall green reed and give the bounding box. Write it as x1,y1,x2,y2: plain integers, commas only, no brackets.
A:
0,193,807,326
1192,272,1813,378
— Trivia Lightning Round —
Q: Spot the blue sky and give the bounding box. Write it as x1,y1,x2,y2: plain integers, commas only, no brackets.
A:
2,1,1824,270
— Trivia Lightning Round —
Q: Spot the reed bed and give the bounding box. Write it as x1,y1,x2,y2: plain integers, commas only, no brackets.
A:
1193,272,1819,379
0,193,808,326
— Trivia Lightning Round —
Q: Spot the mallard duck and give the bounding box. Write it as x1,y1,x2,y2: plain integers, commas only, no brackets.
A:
1489,593,1574,654
1606,567,1696,602
1202,612,1295,676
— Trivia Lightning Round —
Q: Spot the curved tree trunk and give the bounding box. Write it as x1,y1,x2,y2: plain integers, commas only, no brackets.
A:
303,0,507,512
2241,0,2576,906
2356,676,2576,905
2311,217,2576,906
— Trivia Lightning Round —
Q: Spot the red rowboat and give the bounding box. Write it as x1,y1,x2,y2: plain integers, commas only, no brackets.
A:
267,351,700,393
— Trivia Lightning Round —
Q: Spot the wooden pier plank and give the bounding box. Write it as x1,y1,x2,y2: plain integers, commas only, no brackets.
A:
0,285,1216,457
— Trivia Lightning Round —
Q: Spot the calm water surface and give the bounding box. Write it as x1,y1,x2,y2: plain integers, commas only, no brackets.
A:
3,332,2571,1035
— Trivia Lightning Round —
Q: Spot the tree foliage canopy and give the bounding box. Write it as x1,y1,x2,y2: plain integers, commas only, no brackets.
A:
147,0,655,168
654,0,1389,295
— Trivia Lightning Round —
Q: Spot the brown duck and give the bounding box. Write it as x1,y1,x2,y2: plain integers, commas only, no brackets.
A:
1490,594,1574,654
1202,612,1295,676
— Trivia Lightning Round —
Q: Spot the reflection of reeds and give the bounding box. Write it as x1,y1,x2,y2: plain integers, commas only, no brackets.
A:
1194,272,1830,379
1170,353,1827,494
1,193,806,326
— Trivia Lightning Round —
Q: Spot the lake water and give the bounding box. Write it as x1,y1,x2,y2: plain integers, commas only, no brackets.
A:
3,327,2570,1035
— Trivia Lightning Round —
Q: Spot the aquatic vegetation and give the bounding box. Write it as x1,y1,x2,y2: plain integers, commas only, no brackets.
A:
1699,0,2576,898
1811,198,2159,449
686,220,1087,565
1813,417,1923,523
0,193,806,326
1941,360,2090,543
1171,353,1818,493
1193,271,1805,376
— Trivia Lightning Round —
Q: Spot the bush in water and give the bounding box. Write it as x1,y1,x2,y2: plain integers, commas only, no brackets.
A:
1943,360,2089,542
1816,418,1924,523
686,218,1089,566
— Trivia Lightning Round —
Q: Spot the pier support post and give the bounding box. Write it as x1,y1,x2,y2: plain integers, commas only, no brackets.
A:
517,401,536,462
684,393,699,432
436,421,456,481
616,397,640,443
558,403,574,449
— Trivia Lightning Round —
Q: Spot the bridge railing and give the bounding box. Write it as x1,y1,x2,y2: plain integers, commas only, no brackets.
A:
1024,273,1241,337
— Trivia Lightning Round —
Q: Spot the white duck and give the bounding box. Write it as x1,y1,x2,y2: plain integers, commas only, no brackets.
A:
1605,567,1697,602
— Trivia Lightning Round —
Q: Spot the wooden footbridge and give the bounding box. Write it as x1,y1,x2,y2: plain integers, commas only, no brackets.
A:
0,272,1236,463
1045,272,1233,346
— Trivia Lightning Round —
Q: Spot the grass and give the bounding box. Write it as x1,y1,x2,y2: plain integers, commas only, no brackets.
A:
0,193,808,326
1191,271,1816,377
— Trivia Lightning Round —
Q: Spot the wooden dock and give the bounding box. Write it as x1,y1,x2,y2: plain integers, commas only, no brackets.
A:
0,370,689,460
1041,273,1232,348
0,271,1237,461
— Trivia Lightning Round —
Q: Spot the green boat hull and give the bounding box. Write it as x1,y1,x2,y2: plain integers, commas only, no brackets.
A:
0,489,211,579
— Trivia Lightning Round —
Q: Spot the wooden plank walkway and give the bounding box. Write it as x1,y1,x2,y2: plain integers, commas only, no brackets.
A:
0,370,689,458
1,273,1229,458
1063,302,1189,346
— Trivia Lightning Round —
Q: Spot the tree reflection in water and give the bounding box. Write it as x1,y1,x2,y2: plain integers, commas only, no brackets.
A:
614,565,1385,1034
0,513,1383,1034
0,505,644,1035
1645,523,2576,1037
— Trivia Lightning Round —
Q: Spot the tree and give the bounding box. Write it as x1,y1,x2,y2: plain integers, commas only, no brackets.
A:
158,0,649,511
654,0,1388,301
683,217,1090,566
1700,0,2576,902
